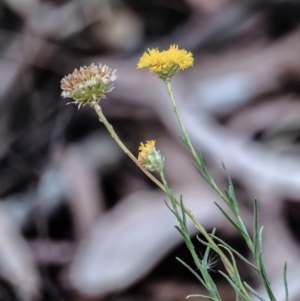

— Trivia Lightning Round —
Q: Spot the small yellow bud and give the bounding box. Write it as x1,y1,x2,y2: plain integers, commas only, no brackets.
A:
138,140,164,172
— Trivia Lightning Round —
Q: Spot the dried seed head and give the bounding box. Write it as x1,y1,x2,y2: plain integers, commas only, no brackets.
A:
61,63,117,108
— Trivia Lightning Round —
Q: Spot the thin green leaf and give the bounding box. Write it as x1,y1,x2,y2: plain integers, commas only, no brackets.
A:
194,148,204,165
218,271,248,301
186,294,219,301
221,162,239,214
256,227,275,299
195,150,212,178
214,203,249,238
179,195,187,227
192,162,210,184
196,236,219,254
179,135,189,146
258,252,276,301
174,226,192,247
283,262,289,301
164,199,177,216
223,189,232,207
203,229,216,263
253,199,259,259
258,227,264,254
211,235,258,272
167,195,183,221
176,257,206,288
218,245,241,284
243,282,267,301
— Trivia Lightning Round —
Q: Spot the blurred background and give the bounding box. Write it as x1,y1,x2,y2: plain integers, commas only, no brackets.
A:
0,0,300,300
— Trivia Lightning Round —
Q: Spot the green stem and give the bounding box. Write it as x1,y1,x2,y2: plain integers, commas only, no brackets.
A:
165,83,251,301
91,101,165,192
159,171,232,271
166,82,227,203
160,171,254,301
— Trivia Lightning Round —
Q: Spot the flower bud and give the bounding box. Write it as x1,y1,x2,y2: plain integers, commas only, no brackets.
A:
138,140,164,172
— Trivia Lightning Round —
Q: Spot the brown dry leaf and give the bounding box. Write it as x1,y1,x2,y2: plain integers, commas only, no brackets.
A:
0,204,40,301
59,131,124,238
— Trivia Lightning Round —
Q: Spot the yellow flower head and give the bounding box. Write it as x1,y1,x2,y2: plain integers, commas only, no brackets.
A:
137,45,193,82
138,140,164,172
61,63,117,108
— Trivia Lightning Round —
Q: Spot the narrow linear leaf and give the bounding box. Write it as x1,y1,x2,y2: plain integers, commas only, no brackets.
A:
196,236,219,254
221,162,239,214
195,149,205,165
211,235,258,272
258,226,264,255
253,199,259,259
203,229,216,263
243,282,267,301
164,199,177,216
223,189,233,208
179,135,189,146
283,262,289,301
175,226,193,249
186,294,219,301
218,271,248,301
167,195,183,222
218,245,241,284
176,257,206,288
258,252,276,301
179,195,187,227
214,203,248,238
195,150,212,179
192,163,210,184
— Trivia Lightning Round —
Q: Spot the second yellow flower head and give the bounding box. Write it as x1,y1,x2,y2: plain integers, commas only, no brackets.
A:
137,45,193,82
